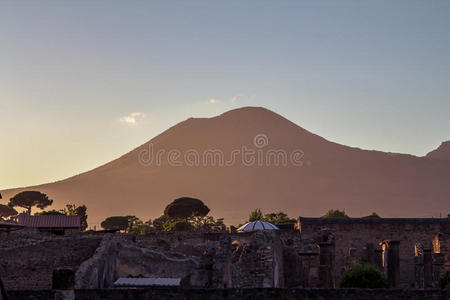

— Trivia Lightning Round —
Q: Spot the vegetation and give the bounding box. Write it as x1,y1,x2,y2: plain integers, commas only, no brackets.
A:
339,263,388,288
152,215,169,231
246,209,295,224
248,208,263,221
363,212,381,218
438,270,450,289
101,216,132,231
163,219,194,231
322,209,349,218
263,212,296,224
0,204,18,221
35,204,88,230
100,197,225,233
63,204,88,231
8,191,53,214
35,210,66,216
164,197,210,220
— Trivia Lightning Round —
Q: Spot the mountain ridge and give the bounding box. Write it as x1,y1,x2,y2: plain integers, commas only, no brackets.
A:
1,106,449,227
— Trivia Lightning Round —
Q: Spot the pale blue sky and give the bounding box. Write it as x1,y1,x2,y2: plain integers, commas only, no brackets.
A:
1,0,449,189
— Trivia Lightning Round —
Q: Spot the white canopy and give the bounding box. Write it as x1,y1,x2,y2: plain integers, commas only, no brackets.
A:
237,220,279,231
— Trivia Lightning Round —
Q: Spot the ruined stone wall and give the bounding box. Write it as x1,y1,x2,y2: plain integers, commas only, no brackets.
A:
6,288,446,300
298,218,449,288
231,231,284,288
0,228,61,249
0,236,101,290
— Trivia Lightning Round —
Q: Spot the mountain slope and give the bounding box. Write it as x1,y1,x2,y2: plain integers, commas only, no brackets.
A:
2,107,450,227
427,141,450,161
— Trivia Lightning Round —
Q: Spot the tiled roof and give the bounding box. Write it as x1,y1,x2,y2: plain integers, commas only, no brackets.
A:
114,278,181,287
18,214,81,228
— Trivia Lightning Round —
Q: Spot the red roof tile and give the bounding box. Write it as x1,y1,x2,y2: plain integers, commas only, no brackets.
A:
18,214,80,228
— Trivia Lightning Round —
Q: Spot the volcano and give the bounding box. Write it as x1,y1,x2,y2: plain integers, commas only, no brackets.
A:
1,107,450,227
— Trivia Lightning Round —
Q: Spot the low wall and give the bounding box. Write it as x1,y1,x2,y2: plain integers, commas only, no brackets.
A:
4,288,449,300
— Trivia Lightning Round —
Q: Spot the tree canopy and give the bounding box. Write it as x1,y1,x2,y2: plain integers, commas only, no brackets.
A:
34,204,88,230
244,209,295,225
101,216,131,231
64,204,88,231
362,212,381,218
8,191,53,214
35,210,65,216
248,208,263,221
164,197,210,219
263,212,296,224
0,204,18,220
322,209,349,218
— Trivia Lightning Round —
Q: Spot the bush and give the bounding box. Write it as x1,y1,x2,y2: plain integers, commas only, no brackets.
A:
339,263,388,288
163,220,194,231
438,270,450,289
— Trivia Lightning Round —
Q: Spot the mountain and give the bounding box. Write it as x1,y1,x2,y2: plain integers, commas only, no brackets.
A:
426,141,450,161
1,107,450,227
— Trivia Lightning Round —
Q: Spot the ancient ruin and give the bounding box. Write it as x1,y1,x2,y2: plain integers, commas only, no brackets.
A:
1,217,449,299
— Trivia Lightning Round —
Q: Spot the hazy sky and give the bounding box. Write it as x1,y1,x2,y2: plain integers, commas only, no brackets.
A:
1,1,449,189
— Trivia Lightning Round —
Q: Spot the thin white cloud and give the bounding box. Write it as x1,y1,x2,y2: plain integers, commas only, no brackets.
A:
208,98,219,104
119,112,143,125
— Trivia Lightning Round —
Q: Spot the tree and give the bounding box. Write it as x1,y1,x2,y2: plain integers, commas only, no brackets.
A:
34,204,88,230
248,208,263,221
0,204,18,220
339,263,388,288
35,210,65,216
152,215,169,231
322,209,349,218
164,197,210,220
100,215,142,232
63,204,88,231
163,220,194,231
263,212,296,224
363,212,381,218
101,216,130,231
190,215,226,232
8,191,53,214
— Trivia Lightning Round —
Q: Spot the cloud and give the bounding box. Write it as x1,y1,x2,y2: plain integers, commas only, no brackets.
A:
230,94,244,103
208,98,219,104
119,112,143,125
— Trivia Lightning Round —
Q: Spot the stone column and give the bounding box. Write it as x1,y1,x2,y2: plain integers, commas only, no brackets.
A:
317,242,334,288
52,268,75,300
386,241,400,288
374,249,384,271
414,254,424,288
423,249,433,288
432,253,445,288
366,243,375,265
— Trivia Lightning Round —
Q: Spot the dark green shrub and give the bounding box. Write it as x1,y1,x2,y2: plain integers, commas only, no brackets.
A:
339,263,388,288
163,220,194,231
438,270,450,289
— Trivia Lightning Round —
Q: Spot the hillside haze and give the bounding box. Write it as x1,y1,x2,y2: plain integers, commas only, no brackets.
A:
2,107,450,227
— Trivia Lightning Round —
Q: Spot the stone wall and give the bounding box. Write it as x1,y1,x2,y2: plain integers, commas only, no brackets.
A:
297,217,450,288
0,236,101,290
5,288,448,300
